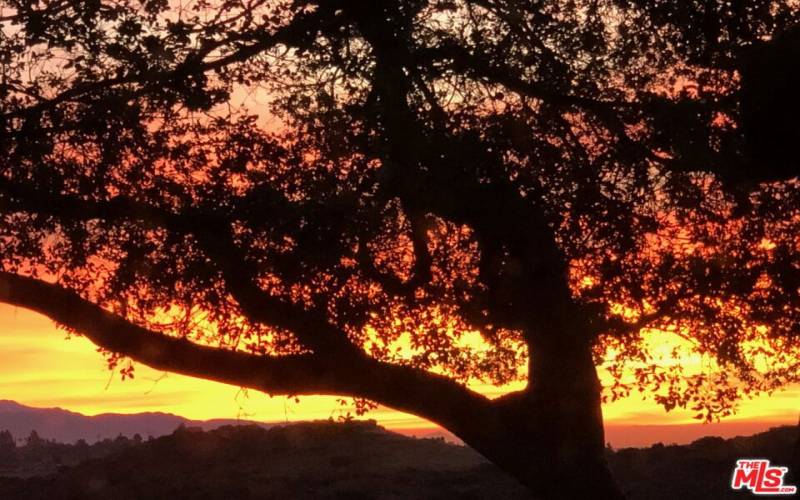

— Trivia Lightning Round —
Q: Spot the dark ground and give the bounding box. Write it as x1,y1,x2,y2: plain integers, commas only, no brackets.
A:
0,420,797,499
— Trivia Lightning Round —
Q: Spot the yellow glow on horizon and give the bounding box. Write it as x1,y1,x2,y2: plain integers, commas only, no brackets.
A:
0,304,796,443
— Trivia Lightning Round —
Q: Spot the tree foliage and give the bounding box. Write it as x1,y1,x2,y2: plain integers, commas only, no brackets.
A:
0,0,799,459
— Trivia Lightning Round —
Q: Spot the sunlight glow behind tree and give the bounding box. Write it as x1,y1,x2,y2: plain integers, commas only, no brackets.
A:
1,1,799,498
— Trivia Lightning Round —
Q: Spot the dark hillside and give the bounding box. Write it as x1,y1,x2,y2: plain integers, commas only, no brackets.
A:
611,425,799,499
0,420,529,499
0,420,797,499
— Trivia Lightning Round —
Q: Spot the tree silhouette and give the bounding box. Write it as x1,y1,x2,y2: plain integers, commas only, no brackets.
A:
0,430,15,467
1,1,799,498
24,430,43,450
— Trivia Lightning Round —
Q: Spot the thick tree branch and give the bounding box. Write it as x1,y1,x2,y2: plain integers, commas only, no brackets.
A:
0,271,332,394
0,179,356,354
350,7,581,337
191,219,361,356
0,271,497,441
416,42,634,113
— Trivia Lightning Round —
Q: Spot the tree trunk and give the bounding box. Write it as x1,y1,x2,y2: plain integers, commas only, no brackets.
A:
460,337,625,500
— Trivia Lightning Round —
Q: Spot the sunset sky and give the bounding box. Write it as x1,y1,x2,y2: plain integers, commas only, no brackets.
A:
1,303,797,448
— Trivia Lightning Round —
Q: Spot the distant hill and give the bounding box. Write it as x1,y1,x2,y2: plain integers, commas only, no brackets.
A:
2,400,796,449
611,425,800,499
0,420,530,499
0,418,797,499
0,400,271,444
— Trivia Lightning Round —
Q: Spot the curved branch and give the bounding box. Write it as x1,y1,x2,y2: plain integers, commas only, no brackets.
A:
0,272,497,441
0,271,332,394
0,179,357,355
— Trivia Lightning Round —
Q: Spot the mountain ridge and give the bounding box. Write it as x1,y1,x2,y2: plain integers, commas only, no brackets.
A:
0,400,274,443
1,399,797,449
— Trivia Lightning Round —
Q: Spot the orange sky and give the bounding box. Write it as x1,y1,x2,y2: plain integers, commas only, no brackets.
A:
0,304,796,448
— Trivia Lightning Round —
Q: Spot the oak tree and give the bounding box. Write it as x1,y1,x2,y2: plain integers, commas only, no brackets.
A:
1,1,799,498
